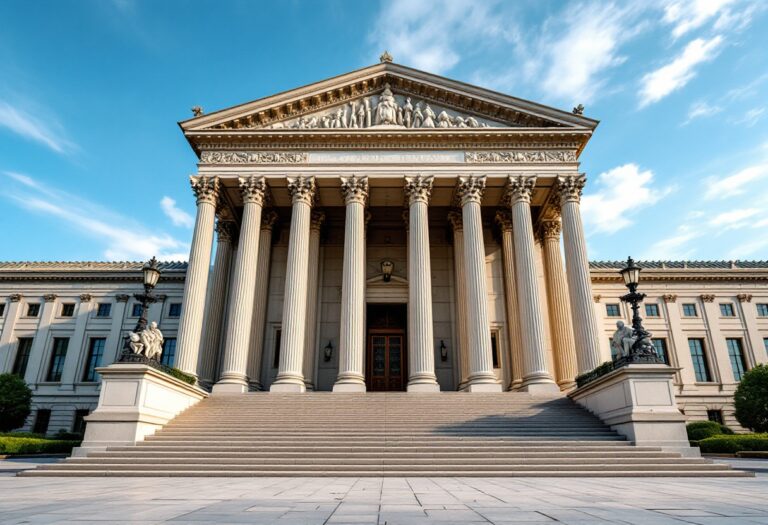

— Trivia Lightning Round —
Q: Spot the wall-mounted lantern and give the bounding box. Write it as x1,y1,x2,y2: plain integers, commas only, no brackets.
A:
440,340,448,361
381,260,394,282
323,341,333,362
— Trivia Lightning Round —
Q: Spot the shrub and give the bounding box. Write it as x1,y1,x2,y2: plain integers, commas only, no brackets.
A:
162,366,196,385
686,420,733,442
0,374,32,432
698,434,768,454
575,361,615,388
734,364,768,433
0,436,80,455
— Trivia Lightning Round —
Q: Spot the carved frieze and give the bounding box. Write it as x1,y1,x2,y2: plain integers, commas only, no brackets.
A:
200,151,307,164
465,151,577,163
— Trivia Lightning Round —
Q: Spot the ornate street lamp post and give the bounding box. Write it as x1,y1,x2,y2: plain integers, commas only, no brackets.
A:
617,256,665,365
119,257,161,362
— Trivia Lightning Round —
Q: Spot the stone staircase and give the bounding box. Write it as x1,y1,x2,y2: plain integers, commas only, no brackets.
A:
24,393,749,476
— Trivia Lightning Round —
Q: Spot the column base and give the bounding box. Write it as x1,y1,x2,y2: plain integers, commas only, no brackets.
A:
507,379,523,392
212,380,249,394
333,381,367,393
519,380,560,394
270,381,306,393
557,379,577,391
407,381,440,392
248,381,263,392
465,381,503,392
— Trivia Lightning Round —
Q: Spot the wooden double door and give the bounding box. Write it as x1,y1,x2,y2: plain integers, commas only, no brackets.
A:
366,304,407,392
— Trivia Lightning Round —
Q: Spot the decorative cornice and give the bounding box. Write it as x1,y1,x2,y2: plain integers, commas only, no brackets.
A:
494,210,513,232
700,294,716,303
190,176,219,205
115,294,130,302
662,294,677,303
465,150,576,163
404,175,434,205
238,175,268,205
557,174,586,205
43,294,57,302
447,210,463,231
737,293,752,303
261,210,278,231
79,294,92,302
340,175,369,205
310,210,326,231
455,175,486,206
200,151,307,164
505,175,536,205
9,293,22,302
287,176,316,205
539,219,562,241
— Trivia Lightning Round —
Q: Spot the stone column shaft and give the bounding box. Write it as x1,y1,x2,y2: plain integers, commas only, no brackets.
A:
448,212,470,389
505,176,558,393
540,220,578,390
271,176,316,393
404,176,440,392
215,177,267,393
558,175,602,373
334,176,368,392
197,221,234,388
303,211,325,390
496,212,524,391
247,212,277,390
456,176,501,392
0,296,23,373
59,296,95,389
103,296,129,366
176,176,218,377
24,295,58,386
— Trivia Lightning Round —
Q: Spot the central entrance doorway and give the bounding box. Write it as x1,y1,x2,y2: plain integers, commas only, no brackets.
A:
366,304,407,391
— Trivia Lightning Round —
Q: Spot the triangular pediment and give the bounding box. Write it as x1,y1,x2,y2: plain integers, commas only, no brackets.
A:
180,62,598,133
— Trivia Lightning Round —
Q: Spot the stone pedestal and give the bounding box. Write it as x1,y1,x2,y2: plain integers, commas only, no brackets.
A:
569,364,699,457
73,363,207,457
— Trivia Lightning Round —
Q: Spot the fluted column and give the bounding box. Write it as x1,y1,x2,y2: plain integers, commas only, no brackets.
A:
540,219,578,390
214,176,268,393
303,210,325,390
495,211,524,391
271,176,316,393
505,176,558,393
197,220,234,388
557,175,602,373
246,211,277,391
404,176,440,392
175,176,218,378
455,176,501,392
448,211,470,389
334,176,369,392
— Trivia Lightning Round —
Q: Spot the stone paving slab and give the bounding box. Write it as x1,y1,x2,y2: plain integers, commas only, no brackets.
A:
0,472,767,525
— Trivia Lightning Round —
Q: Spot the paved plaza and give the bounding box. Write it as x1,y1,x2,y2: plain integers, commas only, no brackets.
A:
1,463,767,525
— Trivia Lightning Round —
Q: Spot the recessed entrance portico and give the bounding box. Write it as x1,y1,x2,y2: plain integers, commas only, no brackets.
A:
366,303,407,392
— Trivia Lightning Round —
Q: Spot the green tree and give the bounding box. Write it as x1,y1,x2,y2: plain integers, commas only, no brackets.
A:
734,364,768,433
0,374,32,432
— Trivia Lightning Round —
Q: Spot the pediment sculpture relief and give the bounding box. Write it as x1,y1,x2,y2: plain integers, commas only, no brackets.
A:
269,83,503,130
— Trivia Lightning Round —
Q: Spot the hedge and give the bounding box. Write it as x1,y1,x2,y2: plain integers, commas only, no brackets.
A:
0,436,80,455
686,421,733,442
698,434,768,454
162,366,196,385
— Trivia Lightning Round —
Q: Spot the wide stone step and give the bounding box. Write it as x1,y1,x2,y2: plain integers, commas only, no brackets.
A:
87,450,680,459
112,444,648,454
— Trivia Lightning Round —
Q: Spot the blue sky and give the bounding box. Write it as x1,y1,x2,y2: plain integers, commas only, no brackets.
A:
1,0,767,262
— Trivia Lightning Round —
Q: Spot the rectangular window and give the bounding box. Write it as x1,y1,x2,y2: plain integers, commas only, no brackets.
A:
605,304,621,317
765,338,768,355
27,303,40,317
719,303,735,317
645,303,660,317
46,337,69,382
168,303,182,318
651,338,669,365
82,338,106,382
682,303,698,317
756,304,768,317
707,409,724,425
160,338,176,367
272,329,282,369
490,331,500,369
61,303,75,317
33,409,51,435
96,303,111,317
726,338,747,382
12,337,34,377
688,338,712,382
72,409,90,435
131,303,143,317
0,303,5,317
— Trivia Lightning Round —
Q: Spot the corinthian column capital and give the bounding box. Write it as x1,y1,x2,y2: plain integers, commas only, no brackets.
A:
447,210,463,231
404,175,434,205
556,174,586,205
505,175,536,205
539,219,562,241
455,175,486,206
310,210,326,231
340,175,369,205
261,210,278,231
215,219,236,243
494,210,513,232
190,176,219,205
238,176,268,205
287,176,316,205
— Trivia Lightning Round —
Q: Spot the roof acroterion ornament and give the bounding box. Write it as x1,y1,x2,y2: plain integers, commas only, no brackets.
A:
572,104,584,115
379,50,393,63
191,106,204,117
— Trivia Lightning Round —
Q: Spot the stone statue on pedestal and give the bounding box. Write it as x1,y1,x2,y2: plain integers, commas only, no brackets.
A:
611,320,636,358
128,321,164,362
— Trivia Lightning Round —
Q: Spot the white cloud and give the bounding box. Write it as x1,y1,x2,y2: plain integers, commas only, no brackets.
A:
581,163,674,234
663,0,736,39
642,225,701,260
708,208,761,229
682,100,722,125
704,163,768,199
2,172,188,261
0,100,76,154
638,36,724,108
160,196,194,228
733,106,766,127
